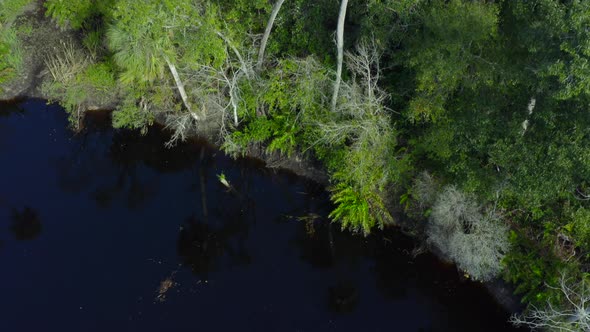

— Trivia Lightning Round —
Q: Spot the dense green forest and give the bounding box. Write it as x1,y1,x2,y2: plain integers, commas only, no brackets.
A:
3,0,590,329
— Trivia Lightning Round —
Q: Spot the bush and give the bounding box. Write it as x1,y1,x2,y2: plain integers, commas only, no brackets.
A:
0,0,33,25
411,171,439,210
42,42,118,128
44,0,95,29
427,185,510,281
0,28,23,87
112,94,155,134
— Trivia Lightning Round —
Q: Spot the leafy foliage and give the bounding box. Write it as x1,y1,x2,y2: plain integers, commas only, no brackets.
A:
42,42,117,128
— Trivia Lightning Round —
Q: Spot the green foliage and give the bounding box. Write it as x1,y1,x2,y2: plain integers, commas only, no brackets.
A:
321,116,403,234
0,0,29,88
42,42,117,127
44,0,94,29
226,115,300,157
563,207,590,255
0,27,23,86
224,57,330,157
268,0,339,59
403,0,499,122
0,0,33,25
329,183,379,236
216,0,269,37
112,93,155,134
503,230,564,306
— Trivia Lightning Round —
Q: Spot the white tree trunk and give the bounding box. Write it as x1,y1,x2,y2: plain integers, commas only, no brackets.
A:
215,31,251,80
164,56,199,121
331,0,349,112
257,0,286,71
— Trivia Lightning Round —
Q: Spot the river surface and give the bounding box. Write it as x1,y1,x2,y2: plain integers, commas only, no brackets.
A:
0,99,526,331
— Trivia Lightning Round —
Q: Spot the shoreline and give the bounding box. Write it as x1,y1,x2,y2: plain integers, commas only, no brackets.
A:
0,1,524,317
0,96,524,315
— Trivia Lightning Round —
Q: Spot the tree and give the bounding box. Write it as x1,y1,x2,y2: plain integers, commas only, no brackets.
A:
510,272,590,332
317,41,405,235
331,0,348,112
403,0,499,122
257,0,285,71
106,0,202,117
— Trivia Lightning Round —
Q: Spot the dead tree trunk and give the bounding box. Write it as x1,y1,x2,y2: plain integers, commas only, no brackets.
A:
257,0,286,71
331,0,349,112
164,56,199,121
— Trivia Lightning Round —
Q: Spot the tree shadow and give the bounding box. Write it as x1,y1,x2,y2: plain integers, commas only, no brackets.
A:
10,206,42,240
177,212,251,277
328,280,359,313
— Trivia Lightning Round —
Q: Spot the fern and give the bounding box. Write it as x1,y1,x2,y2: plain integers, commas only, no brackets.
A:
328,182,392,236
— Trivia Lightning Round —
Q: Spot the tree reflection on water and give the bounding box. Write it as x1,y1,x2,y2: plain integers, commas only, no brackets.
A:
177,213,251,276
10,206,42,240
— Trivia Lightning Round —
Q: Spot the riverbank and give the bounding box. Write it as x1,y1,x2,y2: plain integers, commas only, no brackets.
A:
0,1,524,317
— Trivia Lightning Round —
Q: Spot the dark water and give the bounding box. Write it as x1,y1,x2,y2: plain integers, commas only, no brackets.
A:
0,99,525,331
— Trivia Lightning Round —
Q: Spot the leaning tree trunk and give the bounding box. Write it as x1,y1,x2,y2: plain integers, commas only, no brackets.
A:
164,56,199,121
257,0,286,71
331,0,349,112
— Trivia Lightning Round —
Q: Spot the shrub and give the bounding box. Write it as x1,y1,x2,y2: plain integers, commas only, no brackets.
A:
412,171,439,210
329,181,393,236
44,0,95,29
0,0,33,25
0,27,24,87
427,185,510,281
43,42,118,128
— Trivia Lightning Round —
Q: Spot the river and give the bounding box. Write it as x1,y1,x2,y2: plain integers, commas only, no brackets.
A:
0,99,526,331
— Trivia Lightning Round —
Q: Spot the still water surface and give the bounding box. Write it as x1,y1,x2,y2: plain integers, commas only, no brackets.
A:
0,100,525,331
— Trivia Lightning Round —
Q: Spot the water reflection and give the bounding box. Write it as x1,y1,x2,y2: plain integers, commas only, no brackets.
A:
177,213,251,276
372,235,415,300
177,216,224,275
0,101,25,148
10,206,42,240
328,280,359,313
292,218,334,268
109,129,202,174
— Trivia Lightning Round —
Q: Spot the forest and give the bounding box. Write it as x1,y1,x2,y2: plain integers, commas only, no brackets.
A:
2,0,590,330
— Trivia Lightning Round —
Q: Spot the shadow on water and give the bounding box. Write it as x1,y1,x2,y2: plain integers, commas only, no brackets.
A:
10,206,42,240
328,280,360,313
177,190,253,276
55,112,208,210
0,101,25,148
108,125,202,174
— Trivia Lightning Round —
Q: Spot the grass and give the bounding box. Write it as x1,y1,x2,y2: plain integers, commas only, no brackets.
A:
0,0,34,26
0,27,24,87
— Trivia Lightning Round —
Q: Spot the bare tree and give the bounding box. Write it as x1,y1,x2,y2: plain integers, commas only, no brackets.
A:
215,30,253,80
165,60,248,147
331,0,349,112
315,41,388,148
427,185,510,281
257,0,286,71
510,272,590,332
341,40,388,116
